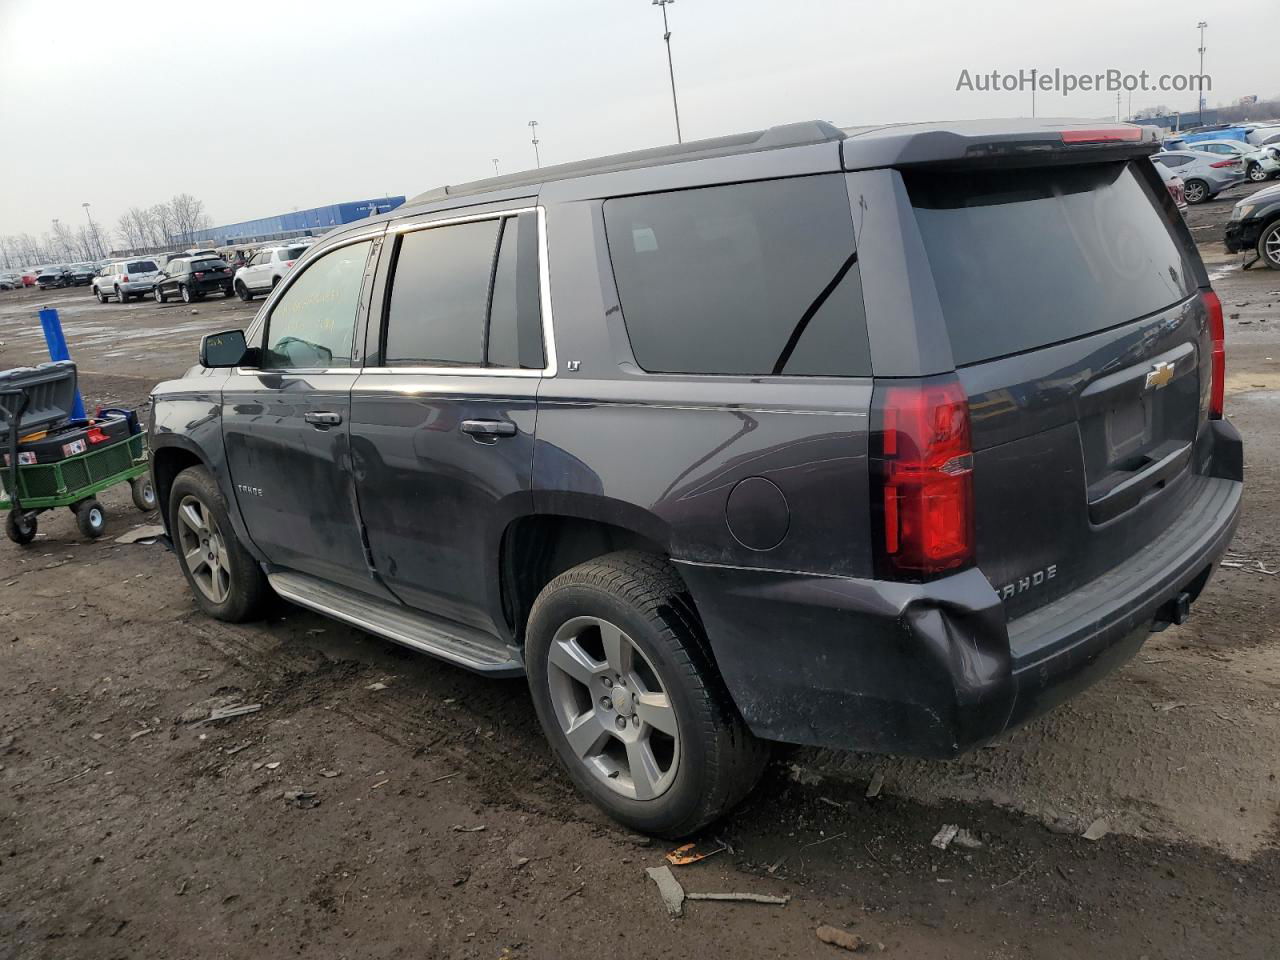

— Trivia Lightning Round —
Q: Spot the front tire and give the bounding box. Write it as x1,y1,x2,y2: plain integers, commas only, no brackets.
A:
155,285,167,303
1258,220,1280,271
525,551,770,838
236,281,254,301
1248,163,1269,183
1184,178,1209,204
5,510,37,545
169,465,270,621
94,287,107,304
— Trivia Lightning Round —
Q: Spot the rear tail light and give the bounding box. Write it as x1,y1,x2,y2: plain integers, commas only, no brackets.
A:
1209,159,1236,168
194,271,205,278
1203,289,1225,419
871,376,975,580
121,275,129,282
285,261,294,267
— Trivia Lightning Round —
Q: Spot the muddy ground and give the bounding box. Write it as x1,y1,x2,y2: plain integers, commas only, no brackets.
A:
2,183,1280,959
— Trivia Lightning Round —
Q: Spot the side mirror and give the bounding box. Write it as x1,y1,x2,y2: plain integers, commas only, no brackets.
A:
200,330,251,368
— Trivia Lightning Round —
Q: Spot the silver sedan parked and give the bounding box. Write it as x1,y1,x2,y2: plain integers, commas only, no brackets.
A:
1151,150,1247,204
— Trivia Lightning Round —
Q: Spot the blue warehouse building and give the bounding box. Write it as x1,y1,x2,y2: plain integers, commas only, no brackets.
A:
190,196,406,245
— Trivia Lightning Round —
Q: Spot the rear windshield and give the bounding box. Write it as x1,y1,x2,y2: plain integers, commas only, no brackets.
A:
906,161,1196,366
127,261,157,272
282,246,308,260
191,259,228,271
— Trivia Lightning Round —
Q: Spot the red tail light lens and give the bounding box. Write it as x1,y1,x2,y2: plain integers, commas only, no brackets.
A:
194,271,205,278
871,377,975,580
1209,159,1235,168
285,260,294,267
121,274,129,282
1203,289,1225,419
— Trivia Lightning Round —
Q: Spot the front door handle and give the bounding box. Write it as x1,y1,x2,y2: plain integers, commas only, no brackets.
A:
460,419,517,440
304,411,343,427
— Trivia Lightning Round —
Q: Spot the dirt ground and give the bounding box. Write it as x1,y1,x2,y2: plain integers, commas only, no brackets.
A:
3,183,1280,959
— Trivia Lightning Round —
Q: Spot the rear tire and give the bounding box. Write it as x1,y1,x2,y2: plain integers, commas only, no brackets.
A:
525,550,770,838
169,465,270,621
180,284,192,304
1184,179,1209,204
1258,220,1280,271
75,499,106,539
115,286,129,303
5,510,37,545
223,286,235,298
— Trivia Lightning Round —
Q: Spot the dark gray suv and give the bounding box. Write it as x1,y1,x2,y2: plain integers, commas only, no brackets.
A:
149,119,1243,836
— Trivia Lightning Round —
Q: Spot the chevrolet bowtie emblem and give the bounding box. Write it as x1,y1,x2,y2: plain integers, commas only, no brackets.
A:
1145,361,1176,390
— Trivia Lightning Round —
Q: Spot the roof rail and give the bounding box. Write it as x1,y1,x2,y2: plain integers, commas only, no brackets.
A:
409,120,845,205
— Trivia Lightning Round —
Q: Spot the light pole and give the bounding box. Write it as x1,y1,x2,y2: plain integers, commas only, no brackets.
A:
528,120,541,168
492,158,500,176
82,202,102,258
652,0,683,143
1196,20,1208,125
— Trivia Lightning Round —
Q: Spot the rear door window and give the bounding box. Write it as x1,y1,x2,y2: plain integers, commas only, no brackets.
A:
381,214,543,369
603,175,870,376
906,161,1196,366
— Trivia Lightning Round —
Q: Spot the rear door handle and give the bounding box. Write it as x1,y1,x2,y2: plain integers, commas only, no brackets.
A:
460,419,517,439
304,411,343,427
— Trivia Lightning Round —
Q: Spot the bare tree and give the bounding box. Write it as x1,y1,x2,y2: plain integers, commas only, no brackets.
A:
169,193,209,246
151,201,176,248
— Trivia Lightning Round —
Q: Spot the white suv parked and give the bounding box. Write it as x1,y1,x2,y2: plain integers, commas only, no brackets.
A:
233,243,312,300
92,258,163,303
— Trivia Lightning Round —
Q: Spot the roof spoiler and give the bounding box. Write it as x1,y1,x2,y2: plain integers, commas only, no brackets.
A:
842,120,1160,171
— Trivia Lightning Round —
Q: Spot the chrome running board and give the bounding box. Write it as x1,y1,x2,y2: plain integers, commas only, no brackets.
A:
267,570,524,677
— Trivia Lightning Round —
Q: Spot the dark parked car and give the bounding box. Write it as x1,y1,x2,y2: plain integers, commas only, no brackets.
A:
67,263,97,286
1225,182,1280,269
36,268,71,289
153,257,235,303
148,119,1243,836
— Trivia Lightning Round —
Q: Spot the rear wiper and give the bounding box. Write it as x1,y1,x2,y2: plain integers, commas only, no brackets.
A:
770,250,859,376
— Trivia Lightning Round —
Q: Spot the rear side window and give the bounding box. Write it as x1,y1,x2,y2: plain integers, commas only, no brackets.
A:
907,161,1196,366
381,213,543,369
603,175,870,377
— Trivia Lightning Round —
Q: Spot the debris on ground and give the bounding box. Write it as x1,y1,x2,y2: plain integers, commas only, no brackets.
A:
320,769,340,778
686,891,790,905
1082,817,1110,841
952,829,984,850
451,824,486,833
816,924,885,952
789,763,822,786
367,681,389,691
201,703,262,724
645,865,686,918
510,854,530,870
282,789,319,809
129,728,153,741
865,771,884,799
222,743,250,755
930,824,960,850
817,796,846,811
665,841,726,865
114,524,166,545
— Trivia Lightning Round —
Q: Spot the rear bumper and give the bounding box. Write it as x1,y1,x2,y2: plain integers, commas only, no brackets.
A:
677,420,1243,757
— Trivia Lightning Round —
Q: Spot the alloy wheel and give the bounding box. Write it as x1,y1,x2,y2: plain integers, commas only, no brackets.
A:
545,615,680,801
176,495,231,604
1249,165,1268,182
1265,226,1280,267
1184,180,1207,203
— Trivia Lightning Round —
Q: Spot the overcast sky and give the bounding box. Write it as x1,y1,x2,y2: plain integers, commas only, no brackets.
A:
1,0,1276,240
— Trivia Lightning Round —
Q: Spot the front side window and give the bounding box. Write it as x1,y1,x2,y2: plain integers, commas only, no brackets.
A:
263,240,371,369
603,175,870,376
